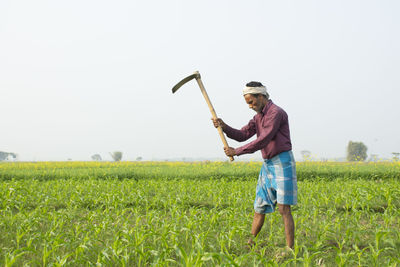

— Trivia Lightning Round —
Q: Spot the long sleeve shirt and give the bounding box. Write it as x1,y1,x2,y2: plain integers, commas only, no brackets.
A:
223,100,292,159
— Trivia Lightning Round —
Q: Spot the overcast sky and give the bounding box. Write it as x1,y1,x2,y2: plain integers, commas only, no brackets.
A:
1,0,399,161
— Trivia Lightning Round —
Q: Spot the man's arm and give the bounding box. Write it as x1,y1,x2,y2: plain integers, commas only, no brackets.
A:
234,109,283,156
212,118,256,142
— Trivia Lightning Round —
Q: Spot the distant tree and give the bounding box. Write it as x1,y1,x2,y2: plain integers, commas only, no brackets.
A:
300,150,311,161
0,151,17,161
110,151,123,162
392,152,400,162
136,156,142,161
347,141,368,162
0,152,8,161
91,154,102,161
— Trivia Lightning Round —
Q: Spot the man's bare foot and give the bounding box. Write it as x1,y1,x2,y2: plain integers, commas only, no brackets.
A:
247,238,256,248
274,246,293,259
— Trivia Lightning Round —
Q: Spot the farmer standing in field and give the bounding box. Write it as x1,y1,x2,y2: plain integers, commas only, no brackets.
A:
212,81,297,251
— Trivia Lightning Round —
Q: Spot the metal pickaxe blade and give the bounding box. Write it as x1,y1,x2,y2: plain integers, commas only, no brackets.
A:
171,71,234,161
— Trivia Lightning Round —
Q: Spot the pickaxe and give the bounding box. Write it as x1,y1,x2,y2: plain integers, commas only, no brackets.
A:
172,71,234,161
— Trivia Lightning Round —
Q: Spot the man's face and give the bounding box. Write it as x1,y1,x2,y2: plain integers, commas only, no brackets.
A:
244,94,265,113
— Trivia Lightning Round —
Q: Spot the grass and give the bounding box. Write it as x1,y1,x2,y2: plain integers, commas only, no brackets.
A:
0,161,399,266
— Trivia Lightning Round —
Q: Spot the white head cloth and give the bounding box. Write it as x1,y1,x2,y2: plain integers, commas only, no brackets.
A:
243,86,267,96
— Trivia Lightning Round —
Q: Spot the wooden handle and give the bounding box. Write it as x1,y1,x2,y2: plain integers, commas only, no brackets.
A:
194,72,234,162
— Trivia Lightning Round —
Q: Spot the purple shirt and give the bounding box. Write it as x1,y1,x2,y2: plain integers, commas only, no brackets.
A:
223,100,292,159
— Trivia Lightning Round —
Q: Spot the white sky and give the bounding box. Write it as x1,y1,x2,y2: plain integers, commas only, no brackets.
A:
1,0,399,161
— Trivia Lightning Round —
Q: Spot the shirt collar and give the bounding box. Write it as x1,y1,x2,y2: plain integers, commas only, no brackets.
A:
261,99,273,115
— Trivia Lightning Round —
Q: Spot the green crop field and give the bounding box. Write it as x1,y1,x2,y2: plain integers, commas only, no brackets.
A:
1,161,399,266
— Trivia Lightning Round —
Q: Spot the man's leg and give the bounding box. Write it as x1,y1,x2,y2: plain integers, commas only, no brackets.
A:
248,212,265,246
251,212,265,237
278,204,294,249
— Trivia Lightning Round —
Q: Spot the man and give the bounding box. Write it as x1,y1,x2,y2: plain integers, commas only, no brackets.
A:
212,81,297,250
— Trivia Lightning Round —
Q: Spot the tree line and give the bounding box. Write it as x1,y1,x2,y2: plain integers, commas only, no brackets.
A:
301,141,399,162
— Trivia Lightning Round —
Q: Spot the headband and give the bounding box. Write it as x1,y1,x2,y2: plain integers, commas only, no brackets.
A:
243,86,267,96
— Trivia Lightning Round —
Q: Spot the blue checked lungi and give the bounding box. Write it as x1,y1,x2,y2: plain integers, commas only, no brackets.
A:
254,151,297,214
